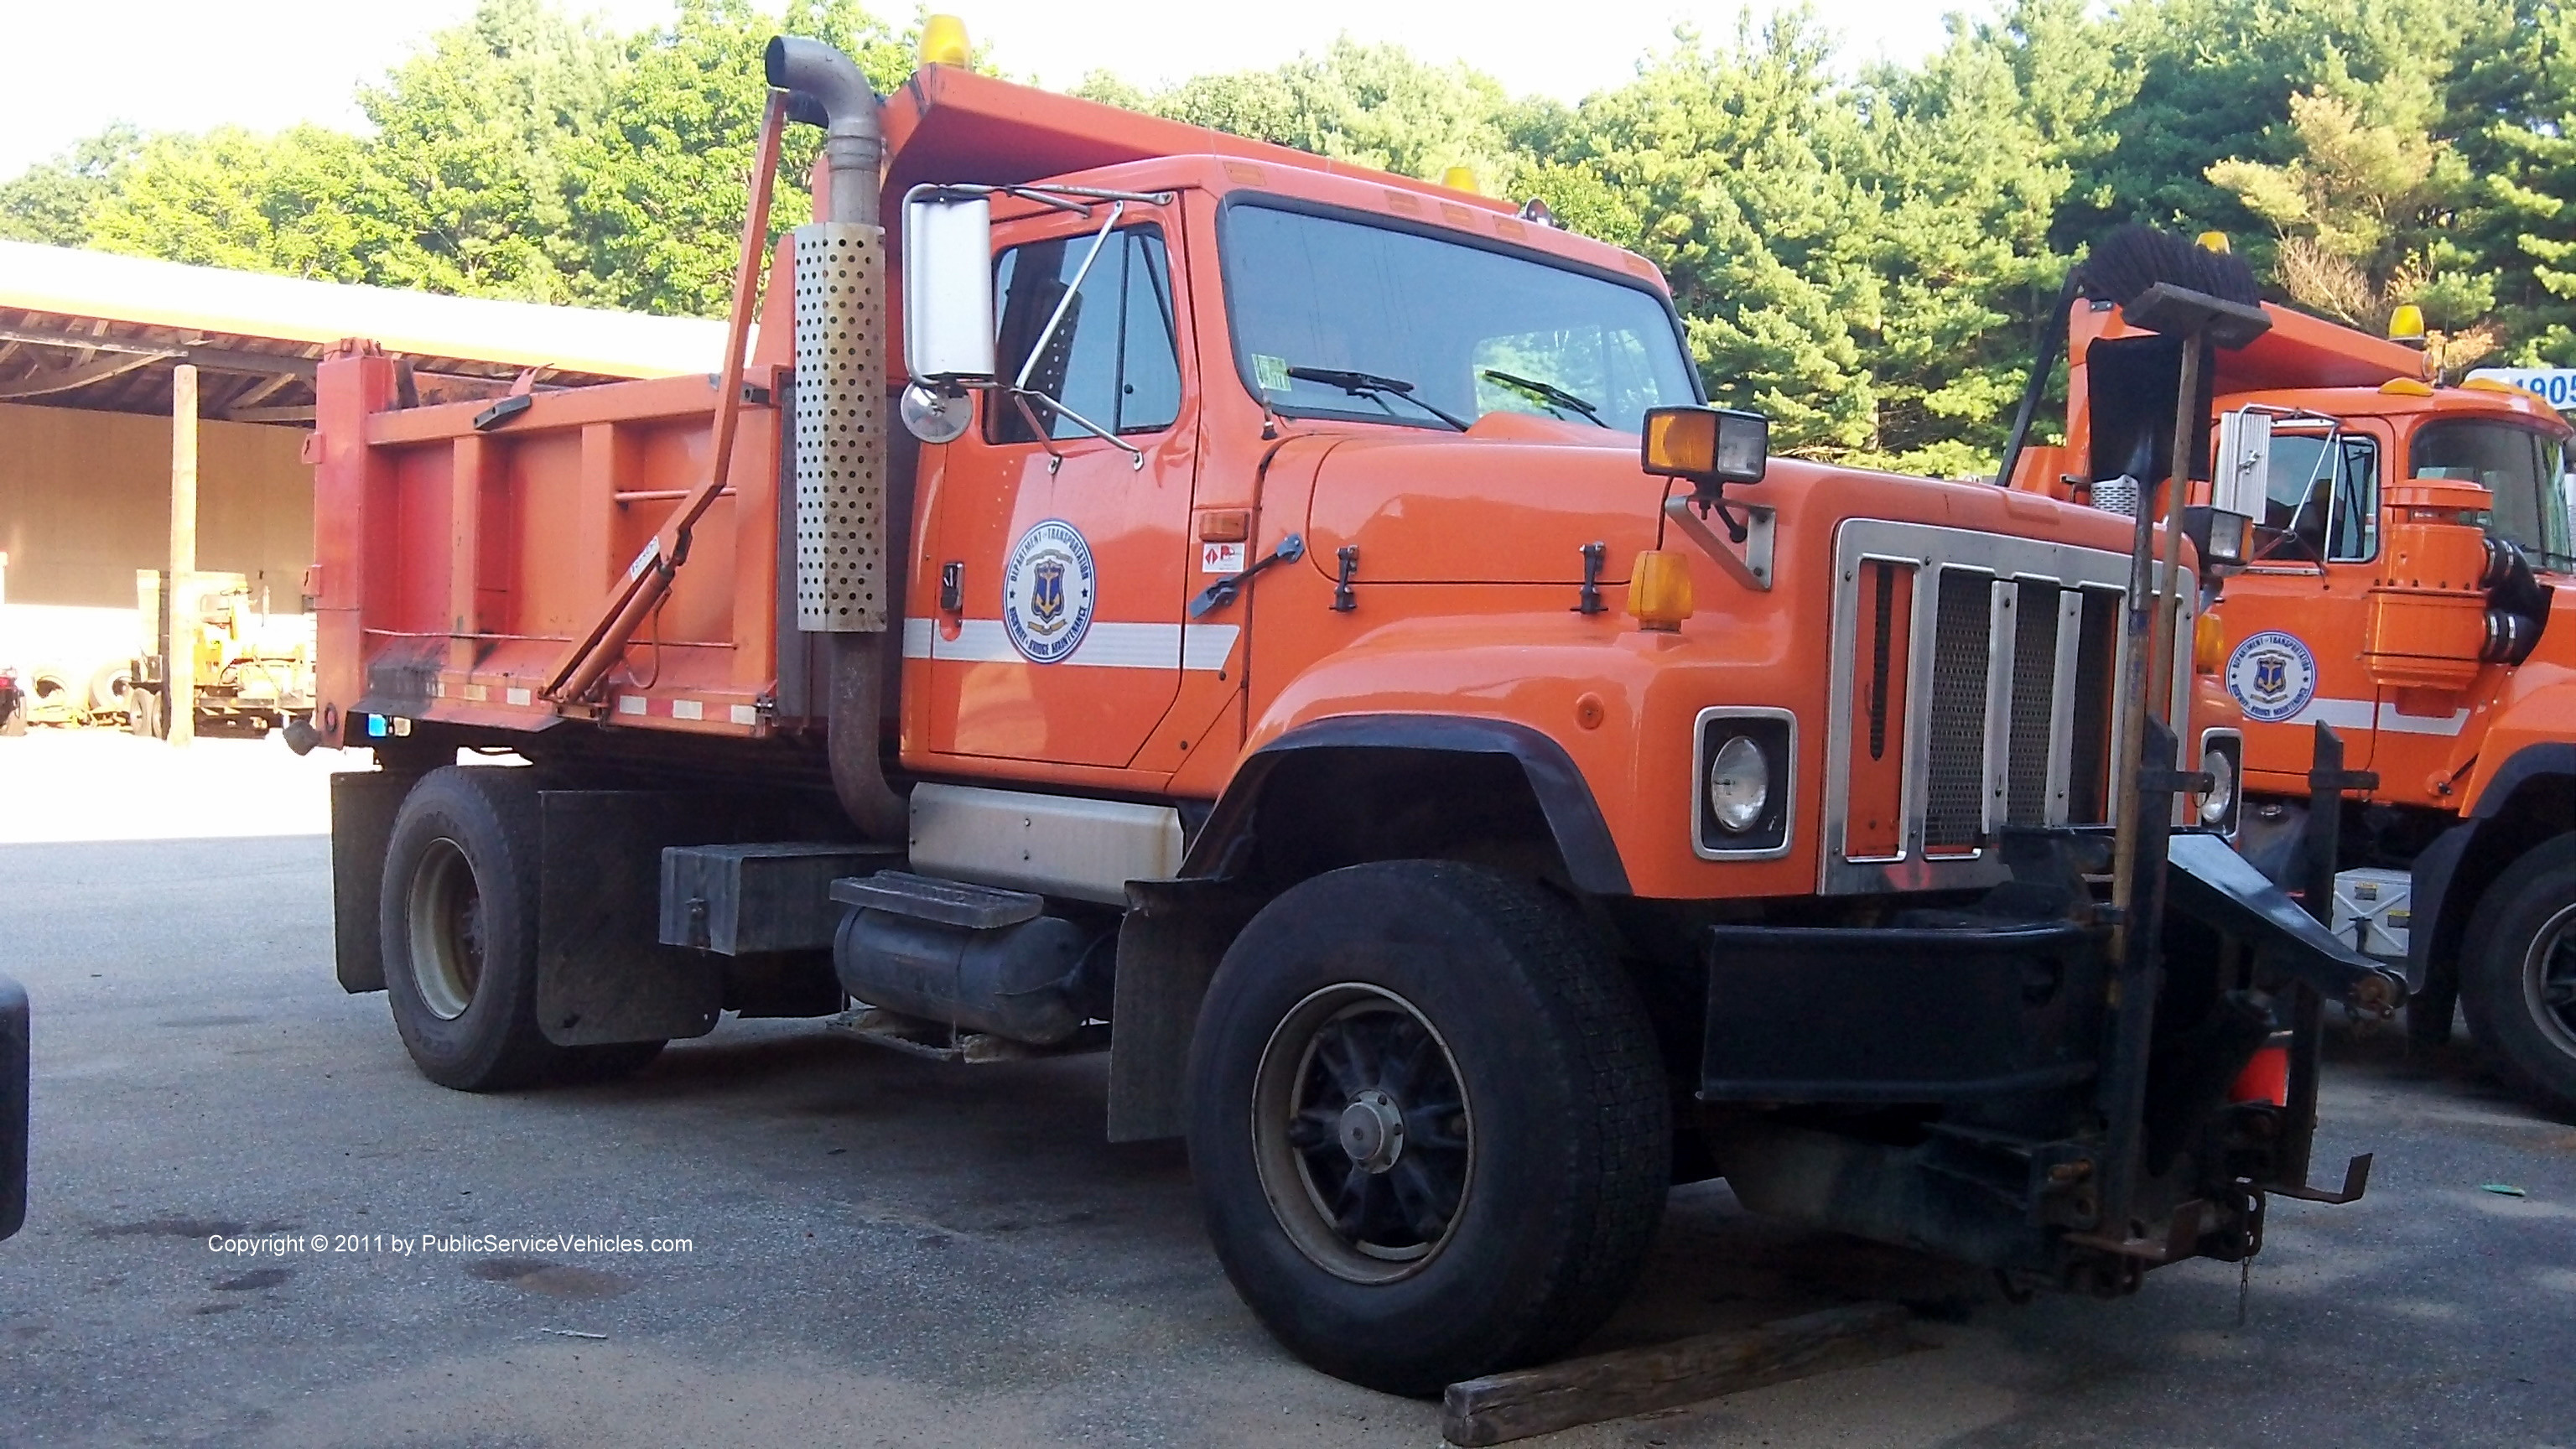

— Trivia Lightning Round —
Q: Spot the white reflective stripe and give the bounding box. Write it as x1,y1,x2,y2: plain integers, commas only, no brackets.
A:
2376,703,2471,736
1182,626,1239,672
897,618,1239,672
2279,696,2470,737
2283,697,2376,732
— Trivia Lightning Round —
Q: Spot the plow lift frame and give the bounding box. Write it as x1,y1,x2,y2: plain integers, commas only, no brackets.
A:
2065,278,2393,1266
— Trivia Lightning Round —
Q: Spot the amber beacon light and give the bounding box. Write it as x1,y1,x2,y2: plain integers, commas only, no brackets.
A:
919,13,971,66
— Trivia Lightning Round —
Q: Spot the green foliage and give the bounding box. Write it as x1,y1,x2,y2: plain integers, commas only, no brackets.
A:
1083,37,1526,186
13,0,2576,463
0,124,143,247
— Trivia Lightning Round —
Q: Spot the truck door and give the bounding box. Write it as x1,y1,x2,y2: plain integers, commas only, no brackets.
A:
920,201,1200,770
2223,423,2386,778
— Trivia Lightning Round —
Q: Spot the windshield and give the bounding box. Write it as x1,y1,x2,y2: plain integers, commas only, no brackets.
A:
1219,203,1700,433
2412,420,2574,571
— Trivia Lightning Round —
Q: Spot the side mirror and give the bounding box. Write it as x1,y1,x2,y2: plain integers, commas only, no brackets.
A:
1641,405,1769,493
2213,408,2272,519
901,190,995,386
2208,408,2272,565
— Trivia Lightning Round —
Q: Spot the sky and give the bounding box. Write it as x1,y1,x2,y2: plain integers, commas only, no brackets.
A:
0,1,1961,178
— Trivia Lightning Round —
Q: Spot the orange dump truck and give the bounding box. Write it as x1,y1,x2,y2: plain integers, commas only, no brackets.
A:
298,37,2394,1391
2013,283,2576,1117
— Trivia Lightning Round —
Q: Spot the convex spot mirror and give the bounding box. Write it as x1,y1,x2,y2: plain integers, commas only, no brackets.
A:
901,189,996,388
1642,405,1769,493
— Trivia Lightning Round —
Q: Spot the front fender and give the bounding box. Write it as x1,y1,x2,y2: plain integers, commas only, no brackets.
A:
1188,712,1630,894
2456,676,2576,815
1237,612,1815,900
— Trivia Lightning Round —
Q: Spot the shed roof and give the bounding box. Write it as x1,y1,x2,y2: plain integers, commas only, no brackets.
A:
0,241,730,423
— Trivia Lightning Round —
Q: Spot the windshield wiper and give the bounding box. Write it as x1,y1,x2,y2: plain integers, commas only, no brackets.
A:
1285,366,1470,431
1480,368,1608,427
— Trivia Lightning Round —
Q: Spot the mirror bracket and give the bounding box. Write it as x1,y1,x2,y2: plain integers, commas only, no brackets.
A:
1665,494,1775,591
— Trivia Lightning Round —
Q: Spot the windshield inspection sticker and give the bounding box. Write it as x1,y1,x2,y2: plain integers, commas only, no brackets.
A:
1004,520,1097,665
2226,629,2318,723
1201,541,1247,575
1253,353,1291,394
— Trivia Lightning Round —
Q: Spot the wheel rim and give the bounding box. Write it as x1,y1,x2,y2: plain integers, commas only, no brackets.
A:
406,838,486,1021
1249,983,1475,1285
2521,901,2576,1058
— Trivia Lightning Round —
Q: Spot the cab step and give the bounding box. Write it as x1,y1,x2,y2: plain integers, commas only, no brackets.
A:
829,870,1042,929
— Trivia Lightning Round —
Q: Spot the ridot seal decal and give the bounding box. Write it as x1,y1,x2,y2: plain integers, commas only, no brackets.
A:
2225,629,2317,723
1003,519,1096,664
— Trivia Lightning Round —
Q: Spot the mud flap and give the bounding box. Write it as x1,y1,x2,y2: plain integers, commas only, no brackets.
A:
534,789,854,1046
2163,834,2403,1013
1106,878,1265,1142
330,769,425,994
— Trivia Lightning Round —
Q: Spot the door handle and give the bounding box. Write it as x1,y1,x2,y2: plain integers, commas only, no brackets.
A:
939,561,963,613
1187,534,1305,619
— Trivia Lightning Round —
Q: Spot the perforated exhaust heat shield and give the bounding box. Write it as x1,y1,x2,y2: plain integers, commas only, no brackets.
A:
792,221,887,632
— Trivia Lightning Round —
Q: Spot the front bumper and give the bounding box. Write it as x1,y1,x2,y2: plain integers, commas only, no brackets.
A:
1698,833,2398,1290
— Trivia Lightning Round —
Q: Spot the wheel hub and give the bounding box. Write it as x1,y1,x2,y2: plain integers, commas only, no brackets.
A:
1338,1089,1406,1172
1249,984,1475,1285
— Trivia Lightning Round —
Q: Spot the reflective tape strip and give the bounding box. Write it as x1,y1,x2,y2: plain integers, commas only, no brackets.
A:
897,618,1238,672
2279,696,2469,738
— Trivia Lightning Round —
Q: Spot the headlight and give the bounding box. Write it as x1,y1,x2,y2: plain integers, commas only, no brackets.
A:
1707,735,1770,834
2198,744,2236,827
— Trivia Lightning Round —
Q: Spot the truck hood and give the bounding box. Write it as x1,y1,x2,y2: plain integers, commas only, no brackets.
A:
1301,413,1665,585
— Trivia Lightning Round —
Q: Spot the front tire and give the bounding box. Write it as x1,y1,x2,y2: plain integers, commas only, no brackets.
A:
381,766,620,1091
1187,861,1668,1395
2460,835,2576,1119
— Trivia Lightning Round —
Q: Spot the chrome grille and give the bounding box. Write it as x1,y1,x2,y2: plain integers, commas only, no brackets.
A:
2007,582,2060,825
1923,569,1994,846
1822,518,2195,896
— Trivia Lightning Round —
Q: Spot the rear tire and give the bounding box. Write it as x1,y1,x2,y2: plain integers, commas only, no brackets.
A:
2459,835,2576,1119
86,663,130,714
127,691,160,740
1186,860,1668,1395
381,766,577,1091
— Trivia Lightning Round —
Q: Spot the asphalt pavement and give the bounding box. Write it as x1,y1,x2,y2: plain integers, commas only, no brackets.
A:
0,740,2571,1447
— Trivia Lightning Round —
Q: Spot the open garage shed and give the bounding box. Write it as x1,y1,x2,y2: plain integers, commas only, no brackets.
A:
0,241,725,740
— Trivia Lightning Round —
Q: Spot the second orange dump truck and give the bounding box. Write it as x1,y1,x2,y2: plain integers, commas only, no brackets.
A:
295,36,2394,1392
2015,281,2576,1118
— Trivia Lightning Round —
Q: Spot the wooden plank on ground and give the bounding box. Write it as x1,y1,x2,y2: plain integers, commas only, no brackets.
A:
1441,1301,1918,1446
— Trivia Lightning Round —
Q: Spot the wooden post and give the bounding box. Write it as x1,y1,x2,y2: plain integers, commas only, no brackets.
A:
168,363,197,746
1439,1302,1917,1446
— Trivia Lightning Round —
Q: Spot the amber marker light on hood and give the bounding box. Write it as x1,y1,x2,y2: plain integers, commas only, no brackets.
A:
1628,550,1695,631
2195,613,2225,674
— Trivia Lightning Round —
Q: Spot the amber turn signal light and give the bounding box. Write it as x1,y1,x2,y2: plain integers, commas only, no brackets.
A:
1641,406,1769,487
2194,613,2225,674
1628,549,1696,631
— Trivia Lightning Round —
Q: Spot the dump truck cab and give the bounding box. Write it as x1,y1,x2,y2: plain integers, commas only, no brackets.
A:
2018,287,2576,1115
302,43,2395,1394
